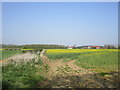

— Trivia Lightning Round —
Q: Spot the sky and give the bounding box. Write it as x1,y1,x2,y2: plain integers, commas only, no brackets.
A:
0,2,2,45
2,2,118,46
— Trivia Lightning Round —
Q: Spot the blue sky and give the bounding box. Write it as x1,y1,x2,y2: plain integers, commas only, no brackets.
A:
2,2,118,46
0,2,2,44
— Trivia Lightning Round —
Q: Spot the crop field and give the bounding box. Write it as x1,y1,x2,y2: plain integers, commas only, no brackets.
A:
0,50,22,60
46,49,118,73
1,49,119,88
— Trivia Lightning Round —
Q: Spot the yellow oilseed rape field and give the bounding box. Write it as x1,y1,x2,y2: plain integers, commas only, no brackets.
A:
46,49,118,54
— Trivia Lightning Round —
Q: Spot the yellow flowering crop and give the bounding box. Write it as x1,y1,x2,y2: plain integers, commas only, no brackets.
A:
21,49,34,50
46,49,119,54
0,49,5,50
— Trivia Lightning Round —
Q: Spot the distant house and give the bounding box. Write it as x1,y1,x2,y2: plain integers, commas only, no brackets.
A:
87,46,101,49
86,46,103,49
67,46,75,49
77,45,103,49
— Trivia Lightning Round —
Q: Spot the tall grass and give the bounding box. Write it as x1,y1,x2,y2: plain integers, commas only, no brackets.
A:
76,51,118,71
47,53,80,60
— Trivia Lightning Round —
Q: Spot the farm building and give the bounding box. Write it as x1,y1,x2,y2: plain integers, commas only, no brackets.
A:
86,45,103,49
87,46,101,49
67,46,75,49
76,45,104,49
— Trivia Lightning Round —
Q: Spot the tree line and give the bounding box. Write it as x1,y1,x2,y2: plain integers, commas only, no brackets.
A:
1,44,67,49
1,44,119,49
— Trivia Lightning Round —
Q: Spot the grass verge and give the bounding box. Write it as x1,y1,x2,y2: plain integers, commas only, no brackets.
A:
2,55,45,89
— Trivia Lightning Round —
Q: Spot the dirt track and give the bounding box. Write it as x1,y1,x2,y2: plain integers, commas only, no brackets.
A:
39,50,118,88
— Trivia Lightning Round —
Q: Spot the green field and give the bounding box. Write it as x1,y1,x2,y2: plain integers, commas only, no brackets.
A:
2,53,44,89
46,49,118,73
2,49,45,88
0,50,22,60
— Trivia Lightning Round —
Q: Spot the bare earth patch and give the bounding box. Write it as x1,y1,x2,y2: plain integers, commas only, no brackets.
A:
2,53,37,65
39,52,119,88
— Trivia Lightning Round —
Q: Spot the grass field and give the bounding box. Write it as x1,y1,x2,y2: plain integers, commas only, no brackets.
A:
46,49,118,73
0,50,22,60
2,53,44,88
